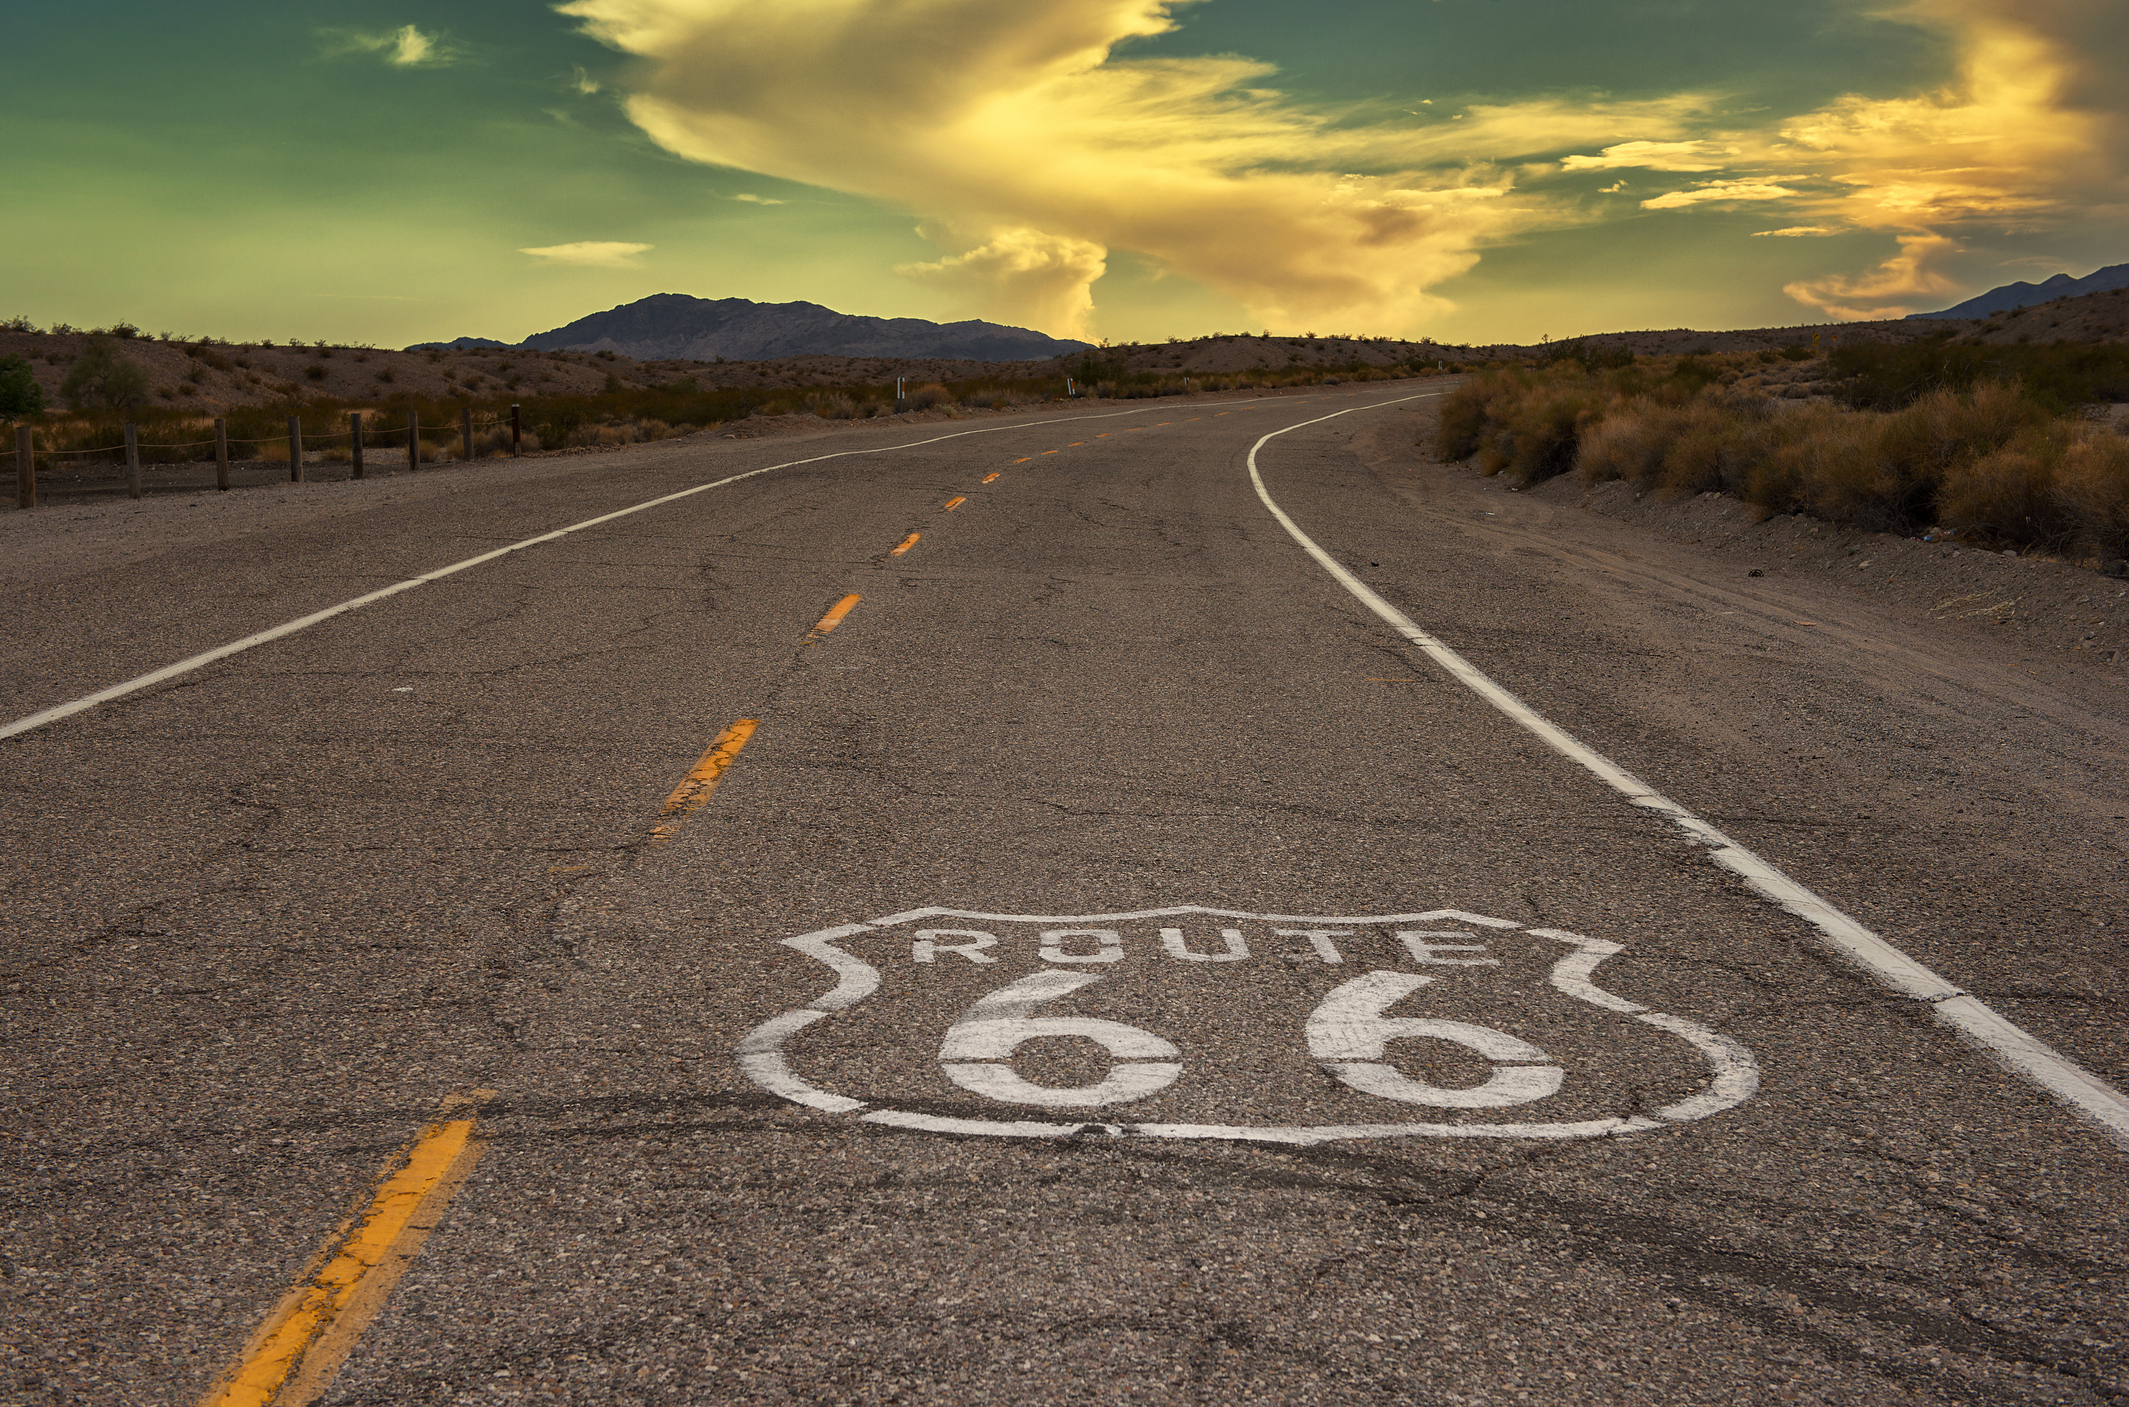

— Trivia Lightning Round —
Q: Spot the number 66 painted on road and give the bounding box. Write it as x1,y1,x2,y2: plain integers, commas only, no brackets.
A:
937,968,1559,1110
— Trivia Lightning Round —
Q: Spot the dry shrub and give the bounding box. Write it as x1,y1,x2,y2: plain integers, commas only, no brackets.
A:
1940,444,2070,545
2053,433,2129,560
907,383,952,412
805,392,858,419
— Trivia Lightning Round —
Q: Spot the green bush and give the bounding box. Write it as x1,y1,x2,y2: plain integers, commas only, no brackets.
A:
59,339,152,411
0,353,44,418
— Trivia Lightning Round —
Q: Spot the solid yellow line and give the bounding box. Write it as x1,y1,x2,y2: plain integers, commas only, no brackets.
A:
981,473,999,483
202,1113,486,1407
889,532,920,556
808,593,863,636
651,718,759,841
944,496,966,509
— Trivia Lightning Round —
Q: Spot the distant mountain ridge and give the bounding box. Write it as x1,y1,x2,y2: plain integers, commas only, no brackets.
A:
1909,262,2129,319
410,294,1090,361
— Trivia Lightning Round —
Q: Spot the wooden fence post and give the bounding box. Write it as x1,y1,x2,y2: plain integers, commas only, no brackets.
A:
460,406,473,462
214,418,228,491
407,409,419,473
350,412,364,480
125,422,141,500
511,404,521,458
14,425,32,510
287,416,304,483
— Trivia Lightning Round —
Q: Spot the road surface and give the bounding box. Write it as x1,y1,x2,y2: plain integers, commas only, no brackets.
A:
4,386,2125,1405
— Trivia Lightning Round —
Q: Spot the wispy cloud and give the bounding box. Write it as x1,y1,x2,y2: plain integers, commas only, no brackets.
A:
731,193,784,205
569,65,601,95
1640,180,1798,210
1753,226,1842,238
1561,140,1734,173
1784,234,1958,320
318,24,462,68
519,241,653,267
558,0,1710,337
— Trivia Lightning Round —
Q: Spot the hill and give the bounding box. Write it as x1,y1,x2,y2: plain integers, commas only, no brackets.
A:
1909,262,2129,320
496,294,1091,363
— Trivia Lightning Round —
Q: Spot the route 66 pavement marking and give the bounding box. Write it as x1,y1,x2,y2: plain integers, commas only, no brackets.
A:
739,906,1758,1144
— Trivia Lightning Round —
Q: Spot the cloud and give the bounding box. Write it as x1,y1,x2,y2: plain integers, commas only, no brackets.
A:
519,241,653,267
569,65,601,95
319,24,461,67
1763,0,2129,316
557,0,1713,336
1784,234,1959,319
1560,140,1734,173
1640,181,1798,210
1752,226,1842,237
898,228,1108,336
731,193,784,205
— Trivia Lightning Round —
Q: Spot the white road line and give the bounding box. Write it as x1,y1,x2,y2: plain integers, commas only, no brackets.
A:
1248,394,2129,1153
0,399,1293,743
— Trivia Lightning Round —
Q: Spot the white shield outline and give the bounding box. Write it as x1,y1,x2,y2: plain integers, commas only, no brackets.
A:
735,906,1760,1144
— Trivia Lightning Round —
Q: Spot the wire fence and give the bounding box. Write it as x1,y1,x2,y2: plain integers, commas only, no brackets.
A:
7,406,525,508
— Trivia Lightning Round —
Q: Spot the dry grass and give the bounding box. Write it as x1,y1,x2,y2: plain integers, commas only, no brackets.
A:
1441,358,2129,565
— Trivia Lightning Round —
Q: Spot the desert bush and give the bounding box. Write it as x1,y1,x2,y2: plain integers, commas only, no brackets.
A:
2055,435,2129,561
805,392,858,419
0,353,44,418
59,339,152,411
907,383,952,412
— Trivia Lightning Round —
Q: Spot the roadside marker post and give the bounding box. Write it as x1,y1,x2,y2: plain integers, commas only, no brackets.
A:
14,425,32,509
287,417,303,484
406,410,419,473
349,413,363,481
460,407,472,462
124,422,140,500
214,418,229,490
510,404,520,458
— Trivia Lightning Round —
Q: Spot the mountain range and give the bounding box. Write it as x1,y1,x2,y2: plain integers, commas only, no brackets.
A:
1909,262,2129,319
410,294,1089,362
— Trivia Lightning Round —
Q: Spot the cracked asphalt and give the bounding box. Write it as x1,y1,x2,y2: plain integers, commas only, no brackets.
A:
3,386,2125,1405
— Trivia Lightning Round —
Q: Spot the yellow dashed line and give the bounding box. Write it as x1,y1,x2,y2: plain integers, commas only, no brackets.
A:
945,495,967,509
202,1100,490,1407
889,532,920,557
1012,457,1032,463
650,719,759,843
1068,441,1084,446
982,473,1000,483
807,594,863,639
1041,450,1059,456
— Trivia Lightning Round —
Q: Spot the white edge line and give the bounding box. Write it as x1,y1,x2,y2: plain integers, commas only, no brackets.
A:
1245,394,2129,1153
0,396,1312,743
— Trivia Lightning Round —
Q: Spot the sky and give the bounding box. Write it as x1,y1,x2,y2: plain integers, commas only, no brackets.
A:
5,0,2125,348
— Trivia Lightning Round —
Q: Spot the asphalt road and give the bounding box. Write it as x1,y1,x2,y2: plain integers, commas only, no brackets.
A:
4,386,2125,1406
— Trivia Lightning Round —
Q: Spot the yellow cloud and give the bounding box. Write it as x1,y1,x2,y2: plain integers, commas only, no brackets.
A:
1561,140,1734,173
1783,234,1959,320
1640,181,1799,210
558,0,1712,336
1752,226,1843,237
319,24,461,68
519,241,653,267
1770,0,2127,317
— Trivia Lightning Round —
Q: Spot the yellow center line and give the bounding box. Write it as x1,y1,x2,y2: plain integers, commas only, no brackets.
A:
1068,441,1084,446
805,594,863,641
650,718,759,842
889,532,920,557
1012,457,1032,463
1041,450,1059,455
981,472,1000,483
944,495,967,509
201,1098,491,1407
